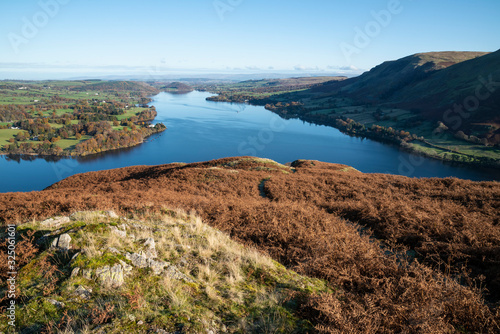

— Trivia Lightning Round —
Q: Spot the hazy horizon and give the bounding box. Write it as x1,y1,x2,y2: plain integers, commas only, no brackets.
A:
0,62,360,81
1,0,499,80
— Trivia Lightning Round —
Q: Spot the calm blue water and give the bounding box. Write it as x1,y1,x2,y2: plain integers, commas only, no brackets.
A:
1,91,499,193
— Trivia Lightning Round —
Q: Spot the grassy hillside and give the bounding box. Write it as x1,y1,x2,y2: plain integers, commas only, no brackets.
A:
1,157,499,333
309,50,500,138
391,51,500,123
1,210,329,333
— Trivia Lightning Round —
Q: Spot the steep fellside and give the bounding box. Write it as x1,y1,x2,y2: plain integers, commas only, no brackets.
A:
1,157,499,333
311,51,489,100
390,50,500,125
314,50,500,134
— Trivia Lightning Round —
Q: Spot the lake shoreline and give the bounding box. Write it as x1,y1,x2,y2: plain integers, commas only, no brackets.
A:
1,91,499,193
205,93,500,170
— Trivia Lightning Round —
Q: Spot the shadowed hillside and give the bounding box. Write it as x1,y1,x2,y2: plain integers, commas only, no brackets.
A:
315,51,489,100
311,50,500,137
1,210,331,333
1,157,499,333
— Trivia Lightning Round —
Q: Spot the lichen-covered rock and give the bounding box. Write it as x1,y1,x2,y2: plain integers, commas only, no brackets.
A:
125,252,169,275
164,265,195,283
73,285,92,299
46,299,65,308
70,267,80,278
126,252,149,268
95,264,125,288
108,247,121,254
149,259,169,275
40,216,70,228
141,237,157,259
110,226,127,238
118,259,133,274
51,233,71,250
144,237,155,249
82,268,92,280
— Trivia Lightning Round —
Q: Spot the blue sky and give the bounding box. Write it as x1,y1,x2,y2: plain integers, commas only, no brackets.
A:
0,0,499,79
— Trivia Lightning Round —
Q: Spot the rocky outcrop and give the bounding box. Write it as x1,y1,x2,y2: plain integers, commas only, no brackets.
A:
110,226,127,238
125,237,170,275
121,237,194,280
51,233,71,250
164,265,195,283
41,212,198,293
9,209,336,333
40,216,70,228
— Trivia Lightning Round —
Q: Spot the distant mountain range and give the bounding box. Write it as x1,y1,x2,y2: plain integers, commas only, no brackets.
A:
73,72,355,82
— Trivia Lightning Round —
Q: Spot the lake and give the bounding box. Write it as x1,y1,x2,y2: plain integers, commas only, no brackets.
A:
1,91,499,193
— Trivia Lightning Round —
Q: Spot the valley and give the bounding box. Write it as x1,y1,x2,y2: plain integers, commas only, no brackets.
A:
199,51,500,168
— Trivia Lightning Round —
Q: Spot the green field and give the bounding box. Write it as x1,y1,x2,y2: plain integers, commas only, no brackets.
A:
111,125,127,131
0,129,92,151
57,135,91,150
0,129,21,147
0,85,129,106
40,108,73,117
116,107,146,120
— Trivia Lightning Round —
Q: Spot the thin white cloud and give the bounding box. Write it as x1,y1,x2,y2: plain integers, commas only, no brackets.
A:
294,65,320,71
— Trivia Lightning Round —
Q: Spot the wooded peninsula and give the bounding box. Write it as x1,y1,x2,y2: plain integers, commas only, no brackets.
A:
0,80,166,157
